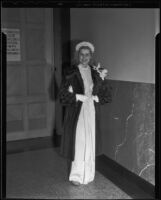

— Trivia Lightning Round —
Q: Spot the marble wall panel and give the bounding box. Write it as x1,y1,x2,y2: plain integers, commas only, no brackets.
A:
101,80,155,185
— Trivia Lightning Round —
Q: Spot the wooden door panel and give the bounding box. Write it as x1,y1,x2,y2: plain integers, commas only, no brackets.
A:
28,102,46,119
7,104,24,133
2,8,21,22
7,66,25,96
27,66,45,95
7,95,47,104
7,104,24,121
28,118,47,130
2,8,55,141
26,8,45,24
26,27,45,61
7,120,24,133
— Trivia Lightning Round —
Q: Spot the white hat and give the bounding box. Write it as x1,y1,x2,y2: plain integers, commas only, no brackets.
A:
75,41,95,53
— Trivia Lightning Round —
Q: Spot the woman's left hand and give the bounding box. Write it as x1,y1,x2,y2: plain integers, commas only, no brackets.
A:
92,95,99,102
68,85,73,93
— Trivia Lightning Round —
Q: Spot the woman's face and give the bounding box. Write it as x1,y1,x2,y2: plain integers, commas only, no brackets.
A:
78,48,92,66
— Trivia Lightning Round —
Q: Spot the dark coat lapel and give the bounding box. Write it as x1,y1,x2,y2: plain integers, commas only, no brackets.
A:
75,65,84,93
90,65,96,84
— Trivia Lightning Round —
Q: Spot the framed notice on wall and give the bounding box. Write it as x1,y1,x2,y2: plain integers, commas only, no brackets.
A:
2,28,21,61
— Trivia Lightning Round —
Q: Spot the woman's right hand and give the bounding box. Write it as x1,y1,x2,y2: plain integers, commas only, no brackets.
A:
76,94,88,102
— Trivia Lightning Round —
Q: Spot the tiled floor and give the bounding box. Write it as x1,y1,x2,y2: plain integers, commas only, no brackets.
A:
6,148,132,199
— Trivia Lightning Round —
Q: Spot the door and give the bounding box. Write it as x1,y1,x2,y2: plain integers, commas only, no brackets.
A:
2,8,55,141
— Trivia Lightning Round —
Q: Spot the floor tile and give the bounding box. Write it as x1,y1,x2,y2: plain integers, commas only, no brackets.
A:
6,148,131,199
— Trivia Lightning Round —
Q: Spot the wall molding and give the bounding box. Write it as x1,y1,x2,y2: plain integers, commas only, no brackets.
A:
7,135,59,154
96,154,155,199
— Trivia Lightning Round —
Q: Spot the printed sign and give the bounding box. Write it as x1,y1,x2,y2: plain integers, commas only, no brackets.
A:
2,28,21,61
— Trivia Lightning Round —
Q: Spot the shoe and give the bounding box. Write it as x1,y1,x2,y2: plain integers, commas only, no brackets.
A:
71,181,81,186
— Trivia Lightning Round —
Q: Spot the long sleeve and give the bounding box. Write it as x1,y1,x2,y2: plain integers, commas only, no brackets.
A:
92,73,112,105
96,80,112,105
59,78,77,106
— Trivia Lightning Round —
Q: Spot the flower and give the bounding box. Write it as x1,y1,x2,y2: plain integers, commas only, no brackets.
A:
93,63,108,80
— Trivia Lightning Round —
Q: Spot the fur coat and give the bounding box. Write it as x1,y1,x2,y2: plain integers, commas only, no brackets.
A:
59,65,112,161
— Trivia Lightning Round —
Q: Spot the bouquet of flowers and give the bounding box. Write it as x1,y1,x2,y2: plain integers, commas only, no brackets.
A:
93,63,108,80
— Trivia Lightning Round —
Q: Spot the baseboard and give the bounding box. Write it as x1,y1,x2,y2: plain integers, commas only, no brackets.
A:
7,132,62,154
96,154,155,199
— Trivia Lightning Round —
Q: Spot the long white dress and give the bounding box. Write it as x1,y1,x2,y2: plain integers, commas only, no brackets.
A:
69,64,96,185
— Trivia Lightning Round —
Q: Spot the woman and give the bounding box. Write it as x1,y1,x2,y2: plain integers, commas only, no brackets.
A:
59,41,112,185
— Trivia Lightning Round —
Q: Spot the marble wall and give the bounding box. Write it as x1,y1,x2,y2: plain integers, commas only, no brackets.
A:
100,80,155,185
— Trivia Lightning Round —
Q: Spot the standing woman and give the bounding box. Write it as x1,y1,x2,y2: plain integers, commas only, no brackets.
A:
59,41,112,185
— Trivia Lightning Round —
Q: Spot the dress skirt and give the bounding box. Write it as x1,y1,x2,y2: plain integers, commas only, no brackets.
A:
69,97,95,184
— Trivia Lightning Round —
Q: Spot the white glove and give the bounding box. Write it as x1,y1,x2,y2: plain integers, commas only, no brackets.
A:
68,85,73,93
92,95,99,102
76,94,88,102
